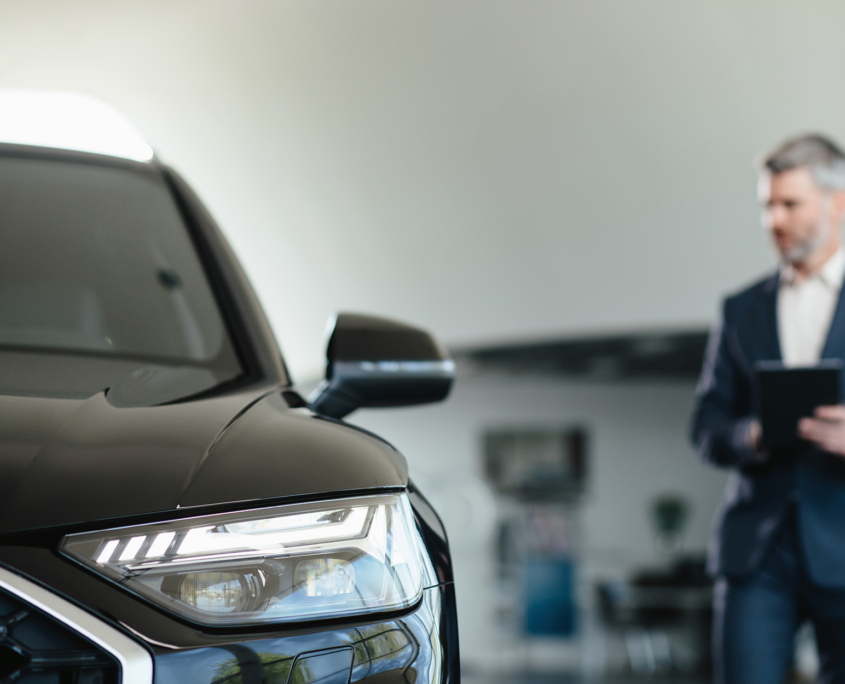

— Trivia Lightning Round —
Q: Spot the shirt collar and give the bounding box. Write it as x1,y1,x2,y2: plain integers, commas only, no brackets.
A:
780,247,845,290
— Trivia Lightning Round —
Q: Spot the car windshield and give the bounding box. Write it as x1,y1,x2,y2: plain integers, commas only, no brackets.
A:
0,154,237,370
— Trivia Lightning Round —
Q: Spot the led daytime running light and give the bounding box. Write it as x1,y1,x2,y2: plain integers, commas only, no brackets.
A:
61,494,434,626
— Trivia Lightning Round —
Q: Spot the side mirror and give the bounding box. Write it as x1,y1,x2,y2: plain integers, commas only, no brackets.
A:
308,313,455,419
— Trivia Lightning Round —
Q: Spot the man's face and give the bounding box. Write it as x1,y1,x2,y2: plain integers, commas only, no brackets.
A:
759,166,834,264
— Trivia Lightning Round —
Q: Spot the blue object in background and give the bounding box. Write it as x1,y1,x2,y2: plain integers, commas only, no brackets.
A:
524,557,576,635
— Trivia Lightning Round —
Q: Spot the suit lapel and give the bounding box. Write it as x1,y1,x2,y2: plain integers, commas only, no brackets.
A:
821,280,845,359
758,273,782,361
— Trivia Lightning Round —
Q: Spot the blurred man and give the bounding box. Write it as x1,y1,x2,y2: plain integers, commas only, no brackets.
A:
691,134,845,684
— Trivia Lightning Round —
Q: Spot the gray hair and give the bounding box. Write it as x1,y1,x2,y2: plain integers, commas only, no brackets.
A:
760,133,845,191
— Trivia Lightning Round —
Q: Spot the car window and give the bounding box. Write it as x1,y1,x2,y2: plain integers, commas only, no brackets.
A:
0,155,238,370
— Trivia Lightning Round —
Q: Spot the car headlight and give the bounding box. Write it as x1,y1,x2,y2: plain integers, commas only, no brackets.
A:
60,493,435,625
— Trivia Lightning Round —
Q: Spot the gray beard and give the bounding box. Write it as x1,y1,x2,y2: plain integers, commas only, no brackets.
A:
782,220,832,266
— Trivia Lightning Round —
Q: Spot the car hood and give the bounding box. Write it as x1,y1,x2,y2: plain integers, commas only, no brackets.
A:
0,388,408,534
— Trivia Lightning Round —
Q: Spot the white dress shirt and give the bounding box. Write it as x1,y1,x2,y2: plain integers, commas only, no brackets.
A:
778,247,845,367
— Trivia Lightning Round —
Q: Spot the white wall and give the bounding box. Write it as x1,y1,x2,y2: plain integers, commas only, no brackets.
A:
1,1,844,377
353,371,727,674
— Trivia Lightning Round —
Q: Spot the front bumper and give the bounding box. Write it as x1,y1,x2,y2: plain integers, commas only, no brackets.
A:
0,541,459,684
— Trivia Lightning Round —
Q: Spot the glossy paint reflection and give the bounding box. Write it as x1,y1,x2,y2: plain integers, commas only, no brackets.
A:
149,586,451,684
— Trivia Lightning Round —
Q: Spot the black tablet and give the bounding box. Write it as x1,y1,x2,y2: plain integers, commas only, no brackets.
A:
755,361,842,450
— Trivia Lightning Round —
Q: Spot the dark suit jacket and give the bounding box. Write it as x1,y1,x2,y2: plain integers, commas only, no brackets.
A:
691,271,845,586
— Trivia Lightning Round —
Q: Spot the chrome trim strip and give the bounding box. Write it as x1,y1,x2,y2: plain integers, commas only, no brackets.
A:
0,566,153,684
335,360,456,375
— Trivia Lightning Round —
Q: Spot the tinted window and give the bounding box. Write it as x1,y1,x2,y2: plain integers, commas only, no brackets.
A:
0,155,238,371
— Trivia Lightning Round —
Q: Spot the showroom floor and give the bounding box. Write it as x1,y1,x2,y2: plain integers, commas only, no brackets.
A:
462,675,709,683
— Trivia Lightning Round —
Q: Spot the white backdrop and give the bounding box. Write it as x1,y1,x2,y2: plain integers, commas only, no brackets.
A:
2,0,844,378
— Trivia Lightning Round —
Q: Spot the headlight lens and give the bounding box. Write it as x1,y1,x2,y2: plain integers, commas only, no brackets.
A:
61,493,435,625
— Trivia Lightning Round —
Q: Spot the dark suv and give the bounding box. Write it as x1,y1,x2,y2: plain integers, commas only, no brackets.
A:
0,133,458,684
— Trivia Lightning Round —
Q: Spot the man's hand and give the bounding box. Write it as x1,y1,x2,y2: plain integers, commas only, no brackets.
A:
799,405,845,456
745,419,767,462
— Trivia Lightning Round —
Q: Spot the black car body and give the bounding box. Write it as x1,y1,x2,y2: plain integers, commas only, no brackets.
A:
0,138,458,684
